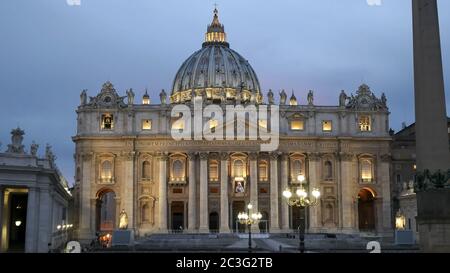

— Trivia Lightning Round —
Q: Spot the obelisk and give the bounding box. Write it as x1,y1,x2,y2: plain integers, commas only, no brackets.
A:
412,0,450,252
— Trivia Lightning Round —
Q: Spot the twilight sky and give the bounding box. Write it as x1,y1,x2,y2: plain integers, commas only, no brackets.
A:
0,0,449,185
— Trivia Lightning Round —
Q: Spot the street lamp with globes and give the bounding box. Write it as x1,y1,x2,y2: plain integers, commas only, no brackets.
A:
237,203,262,253
282,174,321,253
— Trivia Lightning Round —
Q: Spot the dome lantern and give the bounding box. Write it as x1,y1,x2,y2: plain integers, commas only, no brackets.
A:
203,8,228,47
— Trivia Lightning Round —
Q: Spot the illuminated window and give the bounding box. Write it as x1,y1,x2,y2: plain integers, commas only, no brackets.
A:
209,160,219,182
259,119,267,129
290,120,304,131
322,120,332,132
209,119,218,131
259,161,268,181
360,159,374,183
171,118,185,131
359,115,371,132
234,160,244,178
101,114,114,130
290,158,305,183
172,160,184,181
142,161,151,179
101,160,112,181
142,119,152,130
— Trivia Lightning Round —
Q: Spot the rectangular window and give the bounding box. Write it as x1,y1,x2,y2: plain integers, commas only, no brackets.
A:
101,114,114,130
358,115,371,132
322,120,332,132
396,174,401,183
142,119,152,130
290,120,304,131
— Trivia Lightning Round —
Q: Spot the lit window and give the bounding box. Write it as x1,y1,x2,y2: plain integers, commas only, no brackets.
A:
259,161,268,181
322,120,332,132
101,114,114,130
290,158,305,182
171,119,185,131
172,159,185,181
209,160,219,182
101,160,112,181
259,119,267,129
290,120,304,131
359,115,371,132
233,160,244,178
360,159,373,183
209,119,218,130
142,119,152,130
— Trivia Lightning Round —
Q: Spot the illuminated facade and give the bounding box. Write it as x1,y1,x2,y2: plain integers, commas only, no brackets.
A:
73,9,393,241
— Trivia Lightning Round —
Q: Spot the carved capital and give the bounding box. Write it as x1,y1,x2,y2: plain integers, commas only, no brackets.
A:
199,152,209,160
339,152,355,162
81,152,93,161
187,152,197,161
248,152,259,160
380,153,391,162
307,152,321,162
220,152,230,161
269,152,280,161
156,152,169,161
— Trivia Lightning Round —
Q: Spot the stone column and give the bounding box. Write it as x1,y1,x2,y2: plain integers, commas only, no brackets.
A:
269,152,280,232
413,0,450,252
25,187,39,252
122,152,135,229
158,154,168,232
249,152,259,232
379,154,392,233
308,153,321,232
220,152,230,233
187,152,197,232
37,189,52,252
198,152,209,233
79,153,93,241
280,154,290,231
339,153,355,233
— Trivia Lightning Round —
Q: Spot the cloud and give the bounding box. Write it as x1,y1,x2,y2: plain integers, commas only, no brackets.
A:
367,0,382,6
66,0,81,6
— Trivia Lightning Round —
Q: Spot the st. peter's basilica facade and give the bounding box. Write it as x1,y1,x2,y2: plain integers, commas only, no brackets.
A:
73,9,392,241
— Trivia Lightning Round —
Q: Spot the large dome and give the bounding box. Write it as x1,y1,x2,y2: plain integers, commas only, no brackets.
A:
171,9,261,104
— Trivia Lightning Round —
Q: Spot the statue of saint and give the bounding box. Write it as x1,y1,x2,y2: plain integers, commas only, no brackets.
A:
339,90,347,107
279,89,287,105
126,88,135,105
307,90,314,105
30,141,39,156
80,89,87,106
160,89,167,105
119,209,128,230
267,89,274,104
381,93,387,107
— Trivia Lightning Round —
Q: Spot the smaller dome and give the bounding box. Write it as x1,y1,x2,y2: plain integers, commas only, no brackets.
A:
142,89,150,105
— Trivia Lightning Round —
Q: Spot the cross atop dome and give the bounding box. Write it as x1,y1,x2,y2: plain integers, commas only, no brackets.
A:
204,6,228,47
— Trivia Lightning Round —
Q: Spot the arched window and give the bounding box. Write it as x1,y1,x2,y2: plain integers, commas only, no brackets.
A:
101,161,112,180
142,161,152,179
293,160,302,177
361,159,373,183
259,161,268,181
324,161,333,180
173,160,184,180
209,160,219,182
234,160,244,178
142,203,150,223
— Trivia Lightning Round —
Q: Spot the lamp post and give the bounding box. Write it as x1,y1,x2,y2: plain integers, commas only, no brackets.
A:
282,174,320,253
237,203,262,253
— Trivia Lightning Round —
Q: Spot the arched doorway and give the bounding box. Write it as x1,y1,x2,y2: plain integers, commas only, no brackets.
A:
258,211,269,233
96,189,116,232
209,212,219,232
232,201,245,232
171,201,184,232
358,188,376,231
